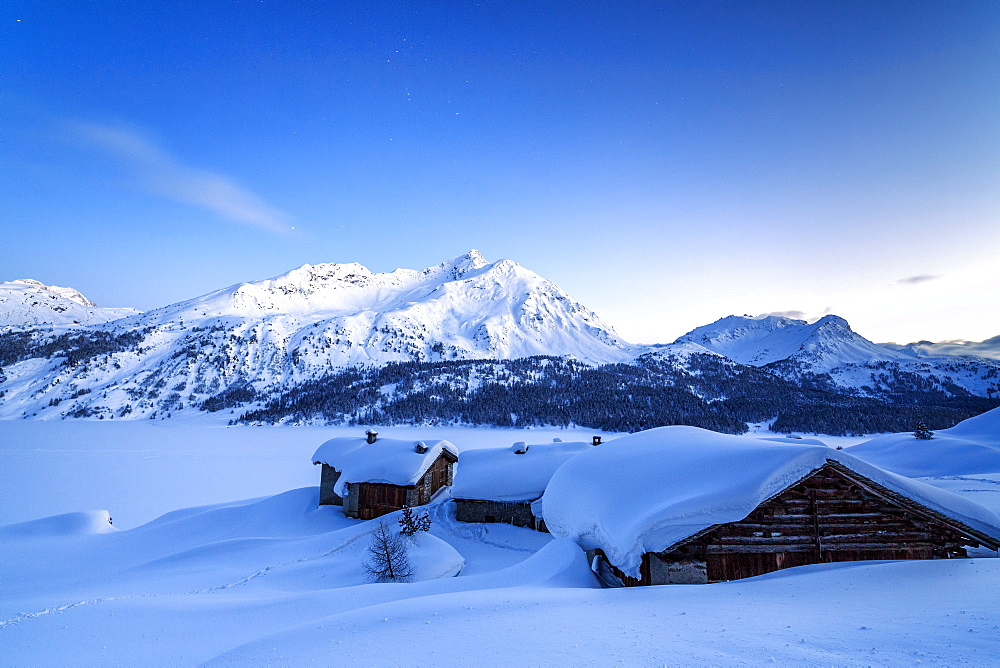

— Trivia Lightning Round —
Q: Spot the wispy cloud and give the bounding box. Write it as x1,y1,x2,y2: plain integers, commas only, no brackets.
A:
759,310,807,320
897,274,941,285
68,121,290,233
758,307,834,323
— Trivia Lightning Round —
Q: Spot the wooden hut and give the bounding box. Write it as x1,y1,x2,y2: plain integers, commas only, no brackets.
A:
542,426,1000,586
452,439,592,531
312,434,458,520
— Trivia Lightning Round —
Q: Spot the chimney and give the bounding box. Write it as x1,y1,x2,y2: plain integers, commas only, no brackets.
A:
366,429,378,444
592,436,602,446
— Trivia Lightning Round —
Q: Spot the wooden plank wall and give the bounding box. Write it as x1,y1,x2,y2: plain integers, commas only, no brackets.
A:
649,464,974,583
700,466,968,580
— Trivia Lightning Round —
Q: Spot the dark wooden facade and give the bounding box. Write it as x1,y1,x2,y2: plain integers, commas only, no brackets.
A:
345,450,457,519
597,461,999,586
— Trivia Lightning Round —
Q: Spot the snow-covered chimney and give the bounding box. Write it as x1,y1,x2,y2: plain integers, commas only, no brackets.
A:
512,441,529,455
592,436,602,446
366,429,378,444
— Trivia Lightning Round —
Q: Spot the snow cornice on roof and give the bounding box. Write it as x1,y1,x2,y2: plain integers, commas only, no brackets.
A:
451,441,592,502
312,436,458,497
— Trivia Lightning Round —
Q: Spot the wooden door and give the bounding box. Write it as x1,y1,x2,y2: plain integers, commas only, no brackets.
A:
429,456,449,494
357,483,408,520
707,551,815,581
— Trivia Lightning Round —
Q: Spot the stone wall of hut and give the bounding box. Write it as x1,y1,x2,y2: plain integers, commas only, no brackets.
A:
454,499,539,530
345,482,360,517
318,464,343,506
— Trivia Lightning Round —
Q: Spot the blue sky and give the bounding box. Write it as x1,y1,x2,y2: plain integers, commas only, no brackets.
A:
2,1,997,343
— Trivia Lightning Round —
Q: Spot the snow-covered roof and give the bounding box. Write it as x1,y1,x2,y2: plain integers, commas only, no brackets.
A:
541,426,1000,578
312,437,458,497
452,441,593,502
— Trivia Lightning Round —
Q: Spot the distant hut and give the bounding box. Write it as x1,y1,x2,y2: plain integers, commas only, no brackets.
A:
542,426,1000,585
452,439,593,531
312,434,458,520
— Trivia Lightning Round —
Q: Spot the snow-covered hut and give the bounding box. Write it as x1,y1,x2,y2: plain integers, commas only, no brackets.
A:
542,426,1000,586
451,440,592,531
312,434,458,520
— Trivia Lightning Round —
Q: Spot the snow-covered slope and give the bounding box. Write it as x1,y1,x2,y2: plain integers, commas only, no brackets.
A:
847,407,1000,477
0,279,139,330
674,314,1000,399
0,251,631,419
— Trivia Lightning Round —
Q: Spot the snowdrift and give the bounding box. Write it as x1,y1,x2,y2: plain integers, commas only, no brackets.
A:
0,510,119,538
848,407,1000,477
0,488,464,603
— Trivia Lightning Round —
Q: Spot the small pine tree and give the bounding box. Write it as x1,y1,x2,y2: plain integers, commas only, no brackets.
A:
399,505,432,538
363,520,413,582
913,420,934,440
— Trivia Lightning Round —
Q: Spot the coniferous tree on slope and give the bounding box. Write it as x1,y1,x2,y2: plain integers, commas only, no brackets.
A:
399,505,432,539
363,520,413,582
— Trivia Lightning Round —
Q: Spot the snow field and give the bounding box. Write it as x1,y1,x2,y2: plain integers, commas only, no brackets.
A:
4,418,1000,665
209,558,1000,666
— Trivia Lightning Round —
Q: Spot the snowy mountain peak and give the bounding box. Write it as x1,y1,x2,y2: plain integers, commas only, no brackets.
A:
446,249,490,274
9,279,97,307
814,314,851,331
0,279,139,331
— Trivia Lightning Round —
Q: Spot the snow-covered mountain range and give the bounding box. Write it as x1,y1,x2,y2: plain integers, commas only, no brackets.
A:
677,314,1000,399
0,252,997,427
883,337,1000,361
